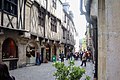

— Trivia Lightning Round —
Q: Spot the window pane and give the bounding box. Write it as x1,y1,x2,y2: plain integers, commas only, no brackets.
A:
10,0,17,4
4,0,18,16
4,0,10,12
38,7,45,27
10,4,17,15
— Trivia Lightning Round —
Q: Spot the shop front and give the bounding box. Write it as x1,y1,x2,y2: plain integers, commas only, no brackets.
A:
2,38,18,70
45,44,51,61
26,42,39,65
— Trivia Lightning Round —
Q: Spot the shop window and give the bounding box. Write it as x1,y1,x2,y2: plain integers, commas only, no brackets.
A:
30,47,35,57
26,45,35,58
4,0,18,16
2,38,17,59
46,46,50,61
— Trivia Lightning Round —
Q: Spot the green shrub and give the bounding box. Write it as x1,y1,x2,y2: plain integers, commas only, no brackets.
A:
86,76,91,80
53,60,86,80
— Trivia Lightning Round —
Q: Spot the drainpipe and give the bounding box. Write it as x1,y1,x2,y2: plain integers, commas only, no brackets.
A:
23,0,27,29
80,0,92,23
80,0,86,15
44,0,48,39
1,0,4,26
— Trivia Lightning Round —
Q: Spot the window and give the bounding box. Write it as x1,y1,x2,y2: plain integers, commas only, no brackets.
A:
51,15,57,32
52,0,56,9
67,19,70,25
67,31,69,40
2,38,17,59
38,7,45,27
4,0,18,16
63,29,65,39
64,14,66,23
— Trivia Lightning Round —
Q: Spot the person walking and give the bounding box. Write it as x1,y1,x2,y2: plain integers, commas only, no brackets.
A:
36,51,41,65
70,51,73,60
80,51,83,60
0,63,15,80
60,51,64,62
80,51,87,67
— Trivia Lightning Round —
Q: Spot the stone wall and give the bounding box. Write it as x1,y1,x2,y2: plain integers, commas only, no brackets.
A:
98,0,107,80
106,0,120,80
98,0,120,80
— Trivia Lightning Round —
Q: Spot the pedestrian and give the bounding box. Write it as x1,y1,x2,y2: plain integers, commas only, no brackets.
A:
59,51,64,62
36,52,41,65
70,51,73,60
0,63,15,80
87,51,91,62
66,51,70,60
80,51,87,67
80,51,83,60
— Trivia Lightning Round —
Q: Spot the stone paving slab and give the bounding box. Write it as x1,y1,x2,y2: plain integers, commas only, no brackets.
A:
10,59,94,80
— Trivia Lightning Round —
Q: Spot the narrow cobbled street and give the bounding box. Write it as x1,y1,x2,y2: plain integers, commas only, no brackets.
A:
10,59,94,80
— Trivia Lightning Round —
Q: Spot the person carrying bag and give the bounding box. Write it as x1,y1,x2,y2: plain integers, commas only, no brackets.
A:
80,51,87,67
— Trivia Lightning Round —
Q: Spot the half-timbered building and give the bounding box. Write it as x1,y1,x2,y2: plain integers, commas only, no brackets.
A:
0,0,26,70
0,0,76,69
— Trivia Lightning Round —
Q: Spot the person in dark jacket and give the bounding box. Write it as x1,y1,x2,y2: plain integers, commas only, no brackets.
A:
0,63,15,80
59,51,64,62
70,51,73,60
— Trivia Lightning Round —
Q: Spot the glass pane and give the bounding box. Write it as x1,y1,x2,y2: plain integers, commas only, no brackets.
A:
10,0,17,4
2,38,17,59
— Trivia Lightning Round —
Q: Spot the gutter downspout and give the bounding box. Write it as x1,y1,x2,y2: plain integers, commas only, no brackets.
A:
44,0,48,38
80,0,92,23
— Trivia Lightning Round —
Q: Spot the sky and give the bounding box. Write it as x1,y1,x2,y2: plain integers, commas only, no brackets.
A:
66,0,87,52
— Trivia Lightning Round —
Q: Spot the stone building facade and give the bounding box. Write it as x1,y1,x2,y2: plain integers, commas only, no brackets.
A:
0,0,76,70
80,0,120,80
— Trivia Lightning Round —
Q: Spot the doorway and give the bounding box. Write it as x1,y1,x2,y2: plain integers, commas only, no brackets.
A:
2,38,18,70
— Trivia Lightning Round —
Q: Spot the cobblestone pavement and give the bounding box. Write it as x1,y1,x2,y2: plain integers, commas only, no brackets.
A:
10,59,94,80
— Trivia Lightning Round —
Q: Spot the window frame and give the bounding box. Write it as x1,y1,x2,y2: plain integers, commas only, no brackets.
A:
64,14,66,23
38,7,45,27
52,0,57,9
63,29,65,39
2,38,18,59
51,15,57,32
67,31,69,40
3,0,18,16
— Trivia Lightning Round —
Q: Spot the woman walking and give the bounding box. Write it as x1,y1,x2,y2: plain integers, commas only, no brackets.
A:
80,51,87,67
